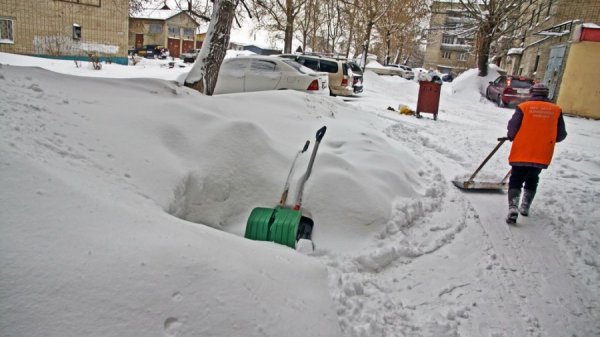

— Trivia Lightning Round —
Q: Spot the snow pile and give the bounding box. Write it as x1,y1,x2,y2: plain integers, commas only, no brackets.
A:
2,52,599,337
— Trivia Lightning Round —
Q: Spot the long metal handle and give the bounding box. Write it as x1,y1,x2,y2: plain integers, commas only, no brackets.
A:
466,137,508,183
279,140,310,206
294,126,327,210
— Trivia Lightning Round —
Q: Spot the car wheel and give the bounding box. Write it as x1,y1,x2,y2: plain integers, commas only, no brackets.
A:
486,89,490,100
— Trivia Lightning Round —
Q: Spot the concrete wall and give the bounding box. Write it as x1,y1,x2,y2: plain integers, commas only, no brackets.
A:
0,0,129,64
556,41,600,119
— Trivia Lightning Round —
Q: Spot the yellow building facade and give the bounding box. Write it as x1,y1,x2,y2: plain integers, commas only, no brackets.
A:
0,0,129,64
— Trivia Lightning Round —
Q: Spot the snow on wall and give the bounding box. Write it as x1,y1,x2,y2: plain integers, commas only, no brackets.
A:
33,36,119,55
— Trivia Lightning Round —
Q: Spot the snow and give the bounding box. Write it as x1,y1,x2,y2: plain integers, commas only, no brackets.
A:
583,23,600,29
1,52,600,337
130,9,184,21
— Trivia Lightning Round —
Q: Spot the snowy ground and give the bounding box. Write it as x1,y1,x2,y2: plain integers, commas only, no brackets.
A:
1,53,599,337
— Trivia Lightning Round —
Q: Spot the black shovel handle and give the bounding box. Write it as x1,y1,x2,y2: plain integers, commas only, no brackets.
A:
316,126,327,142
302,140,310,153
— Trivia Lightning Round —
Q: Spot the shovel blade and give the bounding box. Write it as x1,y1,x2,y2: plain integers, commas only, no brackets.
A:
270,207,302,248
452,180,507,191
244,206,302,248
245,207,275,241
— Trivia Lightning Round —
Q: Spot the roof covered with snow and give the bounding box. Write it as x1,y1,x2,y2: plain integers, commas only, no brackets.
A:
130,9,184,21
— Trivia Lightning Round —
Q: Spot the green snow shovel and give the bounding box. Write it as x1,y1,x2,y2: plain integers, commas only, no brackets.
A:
452,137,511,191
245,126,327,248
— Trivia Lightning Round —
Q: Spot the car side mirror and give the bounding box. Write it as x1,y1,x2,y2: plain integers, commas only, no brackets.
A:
489,81,494,85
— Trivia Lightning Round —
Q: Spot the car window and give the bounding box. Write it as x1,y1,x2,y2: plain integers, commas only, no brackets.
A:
281,59,313,74
349,62,362,73
511,79,534,88
494,77,505,86
221,59,248,74
298,57,320,71
319,60,338,73
342,63,350,76
279,55,296,60
250,60,277,72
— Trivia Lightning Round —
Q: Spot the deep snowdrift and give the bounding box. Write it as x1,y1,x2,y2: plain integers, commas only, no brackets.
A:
2,53,599,337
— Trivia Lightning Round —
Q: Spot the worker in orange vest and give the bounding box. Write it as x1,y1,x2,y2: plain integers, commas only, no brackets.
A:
505,83,567,224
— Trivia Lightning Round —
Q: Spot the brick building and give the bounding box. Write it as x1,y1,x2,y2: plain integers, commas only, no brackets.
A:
129,8,199,58
0,0,129,64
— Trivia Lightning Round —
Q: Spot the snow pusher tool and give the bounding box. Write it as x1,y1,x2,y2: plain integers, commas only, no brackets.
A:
452,137,511,191
245,126,327,248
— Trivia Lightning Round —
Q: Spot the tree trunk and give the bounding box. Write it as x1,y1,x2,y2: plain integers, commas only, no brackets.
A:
361,21,374,71
477,27,492,77
284,0,294,53
184,0,237,95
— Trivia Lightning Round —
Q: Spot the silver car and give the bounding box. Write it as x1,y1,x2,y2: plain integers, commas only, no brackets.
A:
213,56,329,95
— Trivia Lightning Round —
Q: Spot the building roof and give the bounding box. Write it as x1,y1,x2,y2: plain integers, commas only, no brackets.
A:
130,9,185,21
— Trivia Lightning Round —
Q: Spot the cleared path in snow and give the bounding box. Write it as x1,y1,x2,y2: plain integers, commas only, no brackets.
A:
325,75,600,336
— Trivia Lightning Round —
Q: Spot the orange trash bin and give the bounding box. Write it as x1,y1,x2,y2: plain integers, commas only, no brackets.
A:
416,81,442,120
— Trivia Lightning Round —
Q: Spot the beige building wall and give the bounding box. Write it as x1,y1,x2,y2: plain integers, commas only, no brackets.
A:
0,0,129,63
128,12,198,57
556,41,600,119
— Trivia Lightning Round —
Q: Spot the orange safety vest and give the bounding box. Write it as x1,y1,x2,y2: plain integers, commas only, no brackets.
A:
509,100,561,166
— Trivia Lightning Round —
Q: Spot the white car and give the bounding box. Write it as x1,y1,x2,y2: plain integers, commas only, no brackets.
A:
365,62,404,77
213,56,329,95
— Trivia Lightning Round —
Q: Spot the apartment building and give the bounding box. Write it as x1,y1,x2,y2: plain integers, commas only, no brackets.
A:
423,0,478,75
0,0,129,64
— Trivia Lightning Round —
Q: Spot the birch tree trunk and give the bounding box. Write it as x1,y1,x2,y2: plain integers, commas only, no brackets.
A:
184,0,238,95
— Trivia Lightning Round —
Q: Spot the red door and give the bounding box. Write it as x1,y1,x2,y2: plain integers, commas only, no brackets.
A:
182,40,194,53
135,34,144,49
168,38,181,58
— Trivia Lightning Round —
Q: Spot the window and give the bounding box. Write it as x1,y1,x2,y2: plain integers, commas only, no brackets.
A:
72,24,81,40
182,28,194,40
458,53,468,61
149,24,162,34
442,51,451,59
0,18,13,43
319,60,338,73
168,26,179,37
250,60,276,72
55,0,101,6
442,35,454,44
533,55,540,72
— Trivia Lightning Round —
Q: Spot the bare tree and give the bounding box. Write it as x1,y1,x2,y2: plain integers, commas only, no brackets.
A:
251,0,306,53
455,0,542,76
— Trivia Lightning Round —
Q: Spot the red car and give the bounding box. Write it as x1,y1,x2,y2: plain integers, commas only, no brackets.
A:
486,76,535,107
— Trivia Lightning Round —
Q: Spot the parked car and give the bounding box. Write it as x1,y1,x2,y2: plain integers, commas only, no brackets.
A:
486,75,535,107
181,48,201,63
212,55,329,95
128,45,169,59
278,54,354,96
391,64,415,80
441,73,454,82
365,62,407,77
348,61,364,94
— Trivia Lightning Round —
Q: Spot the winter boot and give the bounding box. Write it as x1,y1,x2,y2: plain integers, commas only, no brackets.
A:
519,189,536,216
506,188,521,225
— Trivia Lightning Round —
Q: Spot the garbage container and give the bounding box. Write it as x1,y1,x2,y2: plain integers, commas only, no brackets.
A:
416,81,442,120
